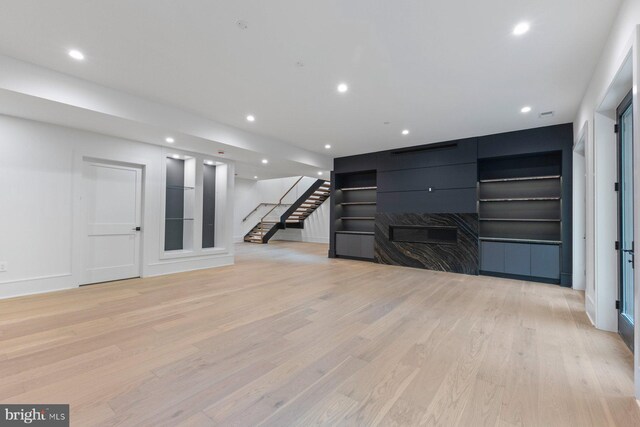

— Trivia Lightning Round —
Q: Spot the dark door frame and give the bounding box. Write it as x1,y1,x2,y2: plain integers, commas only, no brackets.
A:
617,90,634,351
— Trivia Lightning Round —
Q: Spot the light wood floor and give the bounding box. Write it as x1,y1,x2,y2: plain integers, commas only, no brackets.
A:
1,242,639,426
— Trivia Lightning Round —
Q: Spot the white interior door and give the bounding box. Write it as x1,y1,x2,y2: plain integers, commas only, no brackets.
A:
83,161,142,285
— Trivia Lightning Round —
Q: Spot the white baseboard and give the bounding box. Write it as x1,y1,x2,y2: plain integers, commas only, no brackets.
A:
145,255,234,277
0,273,77,300
0,254,235,300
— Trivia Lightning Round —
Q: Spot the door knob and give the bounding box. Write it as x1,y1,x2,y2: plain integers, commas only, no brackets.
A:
133,226,141,231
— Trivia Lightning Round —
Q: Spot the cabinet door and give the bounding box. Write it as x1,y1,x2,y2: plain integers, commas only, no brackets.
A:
360,235,375,259
336,234,362,258
481,241,505,273
504,243,531,276
531,244,560,279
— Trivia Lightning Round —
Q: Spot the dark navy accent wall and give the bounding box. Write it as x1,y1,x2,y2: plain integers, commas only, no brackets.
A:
376,139,478,213
331,123,573,286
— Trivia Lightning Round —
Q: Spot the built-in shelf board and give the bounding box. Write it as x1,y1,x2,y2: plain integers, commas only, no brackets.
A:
479,175,561,183
340,202,377,206
166,218,195,221
479,197,560,202
336,231,374,235
479,218,561,222
167,185,195,190
340,217,375,220
479,237,562,245
340,186,377,191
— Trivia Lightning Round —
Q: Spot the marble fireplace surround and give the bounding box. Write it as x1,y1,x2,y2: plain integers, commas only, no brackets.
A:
375,213,479,275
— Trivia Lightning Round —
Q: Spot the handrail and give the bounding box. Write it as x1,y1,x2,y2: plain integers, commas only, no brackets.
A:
242,203,292,223
260,176,304,237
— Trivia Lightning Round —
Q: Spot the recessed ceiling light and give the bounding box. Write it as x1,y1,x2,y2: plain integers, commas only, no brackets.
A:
337,83,348,93
318,172,323,176
68,49,85,60
402,129,410,135
165,137,175,143
246,115,255,122
171,154,180,159
521,106,532,113
261,159,268,164
254,176,258,179
324,144,331,149
513,22,530,36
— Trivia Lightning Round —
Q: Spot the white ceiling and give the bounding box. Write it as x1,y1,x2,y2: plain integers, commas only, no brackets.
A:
0,0,622,157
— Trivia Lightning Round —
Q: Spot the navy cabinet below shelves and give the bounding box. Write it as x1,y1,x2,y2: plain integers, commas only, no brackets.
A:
531,244,561,279
336,233,375,260
480,241,560,282
480,241,505,273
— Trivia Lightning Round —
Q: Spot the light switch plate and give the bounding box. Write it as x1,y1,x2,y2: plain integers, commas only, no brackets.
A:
0,262,6,272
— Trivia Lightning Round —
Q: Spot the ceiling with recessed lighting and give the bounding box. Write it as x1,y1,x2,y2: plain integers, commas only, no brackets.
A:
0,0,623,157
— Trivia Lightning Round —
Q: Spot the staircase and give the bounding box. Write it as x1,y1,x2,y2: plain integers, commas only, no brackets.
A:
282,180,331,226
243,178,331,244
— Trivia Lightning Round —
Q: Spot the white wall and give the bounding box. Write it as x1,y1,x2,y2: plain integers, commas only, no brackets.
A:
233,176,330,244
573,0,640,398
574,0,640,136
575,0,637,329
0,114,235,299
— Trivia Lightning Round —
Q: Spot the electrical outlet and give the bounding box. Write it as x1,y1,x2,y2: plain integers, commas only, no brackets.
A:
0,262,6,272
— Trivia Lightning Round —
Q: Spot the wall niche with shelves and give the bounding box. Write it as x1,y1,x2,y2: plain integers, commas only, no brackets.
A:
478,151,563,282
333,170,377,260
165,156,196,251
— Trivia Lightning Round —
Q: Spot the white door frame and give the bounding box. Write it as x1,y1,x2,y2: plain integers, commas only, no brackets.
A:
572,125,587,292
73,156,147,286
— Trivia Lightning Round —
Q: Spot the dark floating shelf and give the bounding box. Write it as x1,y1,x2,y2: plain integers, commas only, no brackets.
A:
479,218,561,222
165,218,195,221
340,217,375,220
336,231,374,235
479,237,562,245
340,186,377,191
340,202,377,206
479,197,560,202
167,185,195,190
479,175,561,183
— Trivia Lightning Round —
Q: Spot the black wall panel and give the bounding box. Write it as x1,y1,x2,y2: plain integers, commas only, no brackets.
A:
377,188,477,213
377,138,477,171
334,153,379,174
378,163,477,192
477,124,572,159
